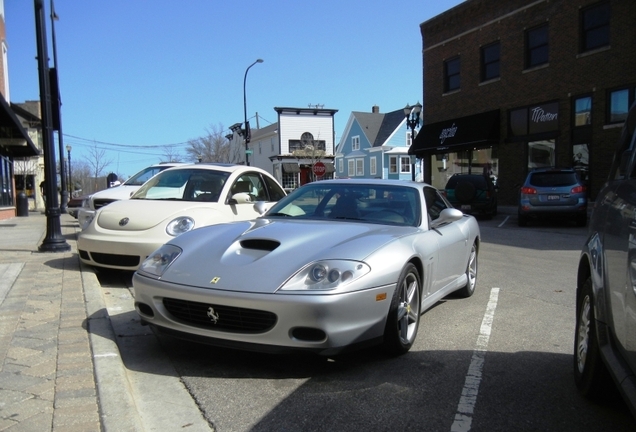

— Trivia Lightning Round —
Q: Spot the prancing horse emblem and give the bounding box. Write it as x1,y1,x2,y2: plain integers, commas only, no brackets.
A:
119,217,129,227
207,307,220,324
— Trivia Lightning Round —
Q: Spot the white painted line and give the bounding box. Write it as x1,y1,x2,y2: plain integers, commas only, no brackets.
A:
94,352,119,358
450,287,500,432
497,216,509,228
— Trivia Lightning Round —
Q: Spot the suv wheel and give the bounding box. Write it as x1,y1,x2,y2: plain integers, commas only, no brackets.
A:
574,277,611,398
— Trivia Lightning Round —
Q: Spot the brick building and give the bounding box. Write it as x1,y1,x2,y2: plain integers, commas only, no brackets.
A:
409,0,636,204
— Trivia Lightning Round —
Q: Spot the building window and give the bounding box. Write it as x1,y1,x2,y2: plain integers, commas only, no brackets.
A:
444,56,460,92
370,157,377,176
356,159,364,176
406,131,413,147
338,159,343,173
400,157,411,174
347,159,355,177
525,24,549,69
581,1,610,53
608,88,634,124
574,96,592,126
389,156,398,174
271,137,275,152
528,140,555,169
352,136,360,151
481,42,500,81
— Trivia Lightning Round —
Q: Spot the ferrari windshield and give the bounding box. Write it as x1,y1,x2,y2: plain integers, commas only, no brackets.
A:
131,169,230,202
266,183,421,226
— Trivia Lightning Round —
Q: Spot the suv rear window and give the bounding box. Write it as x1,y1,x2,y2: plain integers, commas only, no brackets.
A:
529,172,578,187
445,175,488,189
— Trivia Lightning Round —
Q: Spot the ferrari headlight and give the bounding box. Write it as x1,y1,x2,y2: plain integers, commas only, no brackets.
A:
137,244,182,278
279,260,370,292
166,217,195,236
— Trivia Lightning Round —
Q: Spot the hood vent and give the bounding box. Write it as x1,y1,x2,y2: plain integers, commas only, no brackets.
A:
240,239,280,251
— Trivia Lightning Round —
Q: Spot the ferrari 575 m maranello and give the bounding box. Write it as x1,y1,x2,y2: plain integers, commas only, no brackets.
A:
133,179,480,356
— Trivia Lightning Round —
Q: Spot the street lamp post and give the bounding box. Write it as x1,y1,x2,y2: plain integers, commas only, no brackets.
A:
50,0,67,212
404,102,422,181
34,0,69,252
243,59,263,166
66,145,72,196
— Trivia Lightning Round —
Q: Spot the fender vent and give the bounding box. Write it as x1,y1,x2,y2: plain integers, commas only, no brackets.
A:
239,239,280,251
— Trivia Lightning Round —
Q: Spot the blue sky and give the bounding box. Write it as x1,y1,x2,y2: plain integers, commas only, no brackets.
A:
6,0,464,178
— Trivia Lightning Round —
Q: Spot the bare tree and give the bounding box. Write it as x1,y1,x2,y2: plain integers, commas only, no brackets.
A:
186,124,231,163
162,144,183,163
83,145,113,191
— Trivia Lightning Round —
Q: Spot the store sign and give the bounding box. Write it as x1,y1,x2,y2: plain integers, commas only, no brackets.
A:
439,123,458,144
510,102,559,136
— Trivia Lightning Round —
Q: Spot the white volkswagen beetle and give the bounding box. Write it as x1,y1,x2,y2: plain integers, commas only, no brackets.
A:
77,163,286,271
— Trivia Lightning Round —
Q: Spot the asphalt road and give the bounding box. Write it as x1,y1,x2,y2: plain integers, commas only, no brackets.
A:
97,213,636,432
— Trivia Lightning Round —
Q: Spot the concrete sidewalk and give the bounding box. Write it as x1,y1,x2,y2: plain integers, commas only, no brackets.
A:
0,211,211,431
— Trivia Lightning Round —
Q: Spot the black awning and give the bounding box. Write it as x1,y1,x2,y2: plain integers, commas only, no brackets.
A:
0,95,39,158
410,109,500,156
282,163,300,173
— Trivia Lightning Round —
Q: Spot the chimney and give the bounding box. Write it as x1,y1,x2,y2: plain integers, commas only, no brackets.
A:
372,105,380,114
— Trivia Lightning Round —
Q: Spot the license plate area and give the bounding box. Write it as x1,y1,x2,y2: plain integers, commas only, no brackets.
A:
547,195,560,201
461,204,471,210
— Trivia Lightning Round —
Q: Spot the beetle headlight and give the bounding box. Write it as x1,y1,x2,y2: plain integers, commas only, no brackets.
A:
166,217,195,236
137,244,182,278
278,260,370,292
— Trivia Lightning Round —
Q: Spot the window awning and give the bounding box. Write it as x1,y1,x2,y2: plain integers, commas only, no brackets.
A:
0,95,39,158
282,163,300,173
409,109,500,156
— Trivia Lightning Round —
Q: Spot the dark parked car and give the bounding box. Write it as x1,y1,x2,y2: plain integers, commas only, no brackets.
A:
518,168,587,226
66,194,88,219
575,102,636,419
443,173,497,219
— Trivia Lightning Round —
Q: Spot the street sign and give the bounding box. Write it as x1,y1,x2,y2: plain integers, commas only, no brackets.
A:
245,150,253,155
312,162,326,177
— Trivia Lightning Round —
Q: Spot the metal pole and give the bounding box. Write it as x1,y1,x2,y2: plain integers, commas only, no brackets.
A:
34,0,70,252
50,0,67,212
243,59,263,166
67,146,72,196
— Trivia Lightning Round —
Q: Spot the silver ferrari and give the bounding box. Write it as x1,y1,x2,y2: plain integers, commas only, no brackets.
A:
133,179,480,356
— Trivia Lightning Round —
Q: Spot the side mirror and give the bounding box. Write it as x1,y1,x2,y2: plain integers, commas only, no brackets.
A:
254,201,268,215
229,192,253,204
430,208,463,229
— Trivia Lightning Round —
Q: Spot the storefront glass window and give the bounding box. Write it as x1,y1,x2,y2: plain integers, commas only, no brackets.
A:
430,148,497,190
573,143,589,184
1,155,13,207
528,140,555,169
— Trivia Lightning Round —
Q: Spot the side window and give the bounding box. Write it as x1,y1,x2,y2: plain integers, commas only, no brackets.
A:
424,187,448,222
262,175,286,201
231,174,261,201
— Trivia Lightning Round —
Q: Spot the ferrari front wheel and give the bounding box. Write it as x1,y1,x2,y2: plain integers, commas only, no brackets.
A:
382,263,421,356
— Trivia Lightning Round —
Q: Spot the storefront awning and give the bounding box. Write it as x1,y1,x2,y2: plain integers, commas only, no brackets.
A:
409,109,500,156
0,95,39,158
282,163,300,173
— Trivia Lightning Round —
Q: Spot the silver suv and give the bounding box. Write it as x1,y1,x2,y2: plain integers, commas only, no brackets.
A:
575,102,636,418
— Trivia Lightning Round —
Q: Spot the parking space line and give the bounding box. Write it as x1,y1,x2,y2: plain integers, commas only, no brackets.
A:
498,216,509,227
450,287,500,432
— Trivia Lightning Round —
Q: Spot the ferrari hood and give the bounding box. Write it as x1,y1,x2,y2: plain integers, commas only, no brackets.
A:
95,200,220,231
157,218,416,294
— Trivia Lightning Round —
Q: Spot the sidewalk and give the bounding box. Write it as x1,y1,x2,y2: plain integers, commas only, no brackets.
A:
0,211,211,432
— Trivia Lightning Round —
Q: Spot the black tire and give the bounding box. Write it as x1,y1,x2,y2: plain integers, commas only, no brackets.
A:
574,277,612,398
518,214,528,227
455,181,477,204
382,263,421,356
456,242,478,298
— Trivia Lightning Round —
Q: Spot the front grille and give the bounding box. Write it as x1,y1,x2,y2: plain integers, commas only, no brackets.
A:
163,298,277,333
94,199,117,210
90,252,140,267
